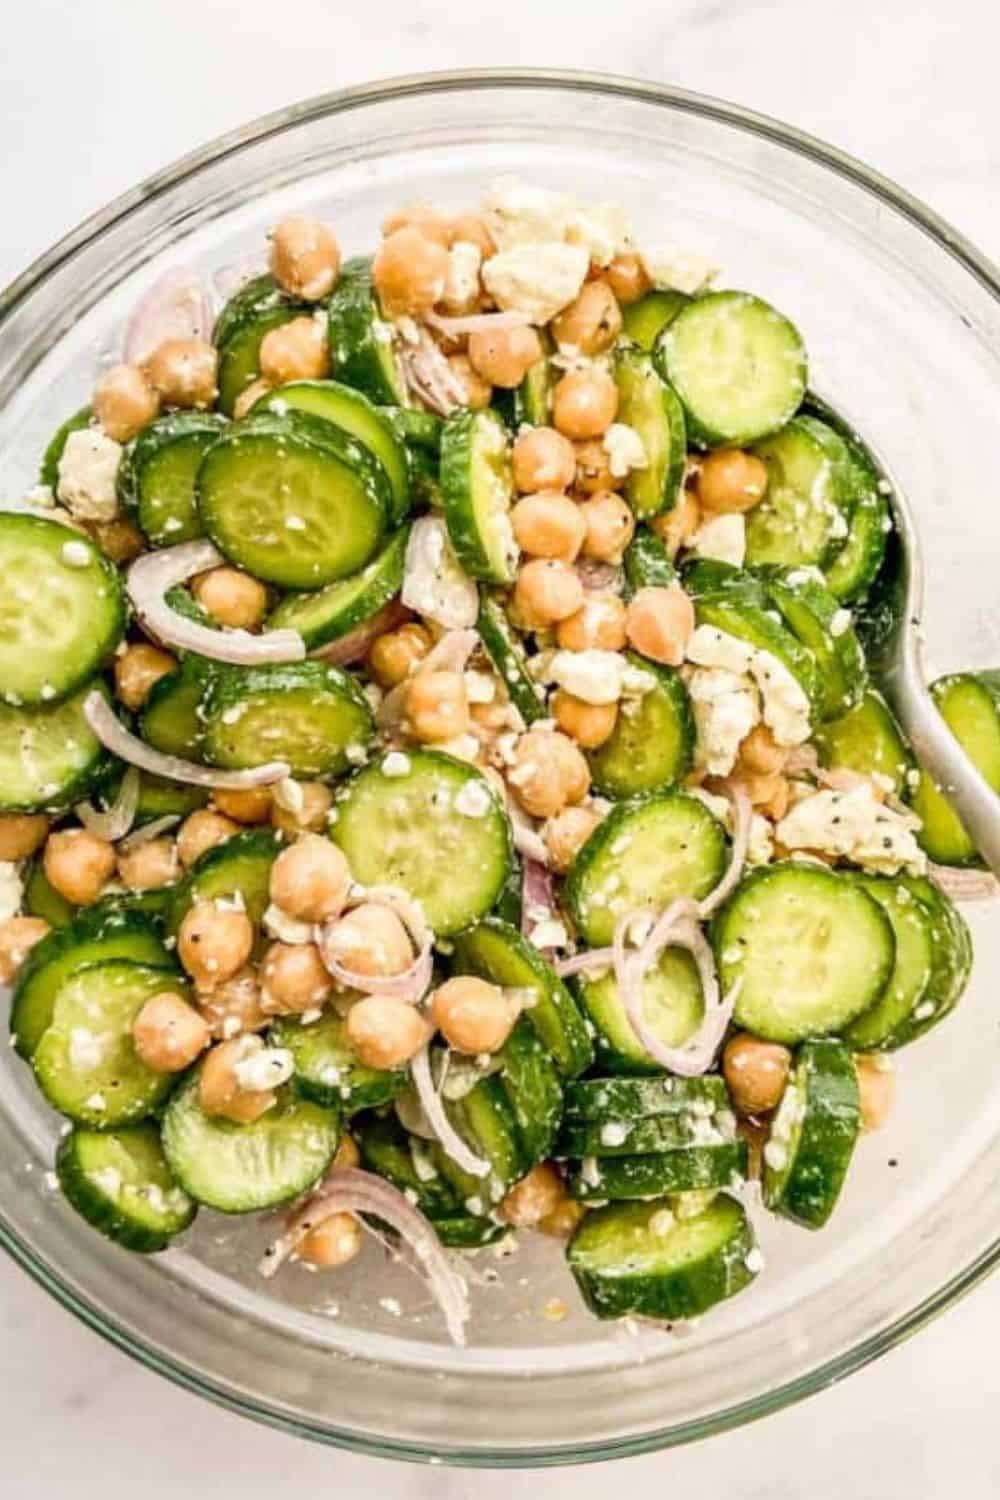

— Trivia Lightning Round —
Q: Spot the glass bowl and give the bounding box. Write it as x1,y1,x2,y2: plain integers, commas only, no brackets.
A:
2,69,1000,1467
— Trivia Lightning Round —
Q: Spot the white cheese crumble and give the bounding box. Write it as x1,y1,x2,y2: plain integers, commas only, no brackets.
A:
482,241,589,325
638,243,719,295
463,670,496,705
543,648,632,706
692,787,776,866
68,1027,106,1071
0,862,24,923
60,539,92,569
688,512,746,567
401,515,479,629
482,178,575,249
454,780,493,819
56,427,122,522
830,608,852,637
233,1040,294,1093
262,902,313,946
442,240,482,310
776,784,926,875
529,917,569,950
685,667,759,775
382,751,412,779
685,625,811,748
272,777,305,817
566,202,634,266
599,1121,628,1148
602,423,648,479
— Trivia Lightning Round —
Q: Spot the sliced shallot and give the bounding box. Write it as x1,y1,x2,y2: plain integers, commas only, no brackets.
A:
125,266,213,365
311,599,408,665
555,947,614,979
116,813,182,851
424,309,532,337
698,786,751,919
410,1044,490,1180
574,558,625,595
929,863,1000,902
399,326,467,416
83,691,290,789
315,885,433,1002
75,766,140,842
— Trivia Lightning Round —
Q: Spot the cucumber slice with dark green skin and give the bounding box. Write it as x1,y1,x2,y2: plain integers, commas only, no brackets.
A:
450,1074,526,1191
567,1192,758,1321
0,514,125,707
717,862,896,1044
327,259,409,405
140,657,215,759
268,1011,404,1113
800,391,891,603
56,1123,196,1252
588,653,694,797
564,1074,729,1121
135,772,209,824
614,348,686,519
513,329,555,425
881,876,971,1048
0,680,111,813
354,1113,462,1218
266,526,408,651
476,592,547,725
623,526,676,593
23,861,77,928
332,751,512,937
567,1141,747,1202
565,791,728,947
558,1103,737,1159
39,406,93,488
621,290,689,351
493,854,523,927
763,1038,861,1229
450,917,593,1079
813,689,913,796
757,567,867,721
745,417,852,569
841,876,934,1049
493,1017,564,1164
118,412,226,547
378,405,442,453
198,411,389,589
440,407,517,584
201,661,373,779
10,907,173,1060
573,946,705,1076
691,594,819,715
32,961,188,1127
656,291,807,447
162,1071,340,1213
213,274,307,416
166,828,280,937
911,673,1000,867
259,380,411,525
429,1214,508,1249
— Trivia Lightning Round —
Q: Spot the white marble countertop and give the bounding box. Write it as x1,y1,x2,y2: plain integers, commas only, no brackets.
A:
3,1,999,1494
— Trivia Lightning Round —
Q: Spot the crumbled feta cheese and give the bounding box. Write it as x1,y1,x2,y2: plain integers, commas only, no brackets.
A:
272,777,305,817
685,667,759,775
60,539,92,569
482,177,575,250
602,423,648,479
744,1246,765,1274
233,1040,294,1093
762,1141,788,1171
830,609,852,637
0,862,24,923
436,733,481,763
454,779,493,819
649,1208,676,1236
688,512,746,567
580,1156,603,1188
747,813,774,866
638,243,719,295
463,670,496,705
776,783,926,875
543,648,630,706
68,1027,106,1071
56,428,122,521
482,242,589,325
529,917,569,950
599,1121,628,1148
442,240,482,310
262,902,313,946
685,626,811,747
382,751,412,779
566,201,634,266
401,515,479,629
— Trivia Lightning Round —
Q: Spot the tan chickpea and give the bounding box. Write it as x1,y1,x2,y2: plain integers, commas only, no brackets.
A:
260,941,333,1016
625,584,696,666
0,812,49,862
738,724,788,777
211,786,273,824
233,376,273,420
198,967,268,1039
650,490,700,559
269,835,351,923
511,492,587,562
578,491,635,565
447,213,496,259
556,594,627,652
500,1161,565,1228
332,1132,361,1170
512,558,584,630
144,338,218,409
89,516,146,565
368,622,432,688
325,903,413,979
0,917,50,984
113,642,177,712
552,367,618,440
382,200,452,249
728,769,786,809
117,836,179,892
269,215,341,302
447,353,492,410
757,775,791,823
372,226,448,318
298,1211,364,1269
538,1197,585,1239
467,325,543,389
197,1037,276,1124
856,1054,896,1131
192,566,268,631
177,901,254,989
604,252,651,305
177,809,239,868
552,690,618,750
551,281,623,356
93,363,161,442
271,782,333,838
508,729,591,818
543,805,600,873
573,438,616,495
723,1033,792,1116
470,699,510,735
43,829,116,906
406,669,469,743
512,426,576,494
697,448,769,514
346,994,431,1071
431,976,520,1055
132,991,210,1073
258,315,328,385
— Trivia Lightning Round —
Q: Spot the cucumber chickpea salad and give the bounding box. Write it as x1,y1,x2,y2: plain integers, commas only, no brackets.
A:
0,179,992,1342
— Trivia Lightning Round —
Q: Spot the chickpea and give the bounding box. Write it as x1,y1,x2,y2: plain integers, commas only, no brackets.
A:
260,941,333,1016
117,836,179,892
447,353,492,410
197,1037,276,1124
551,281,623,356
738,724,788,777
727,769,786,809
470,699,509,735
325,903,413,979
512,427,576,494
500,1161,565,1228
578,491,635,565
650,490,700,559
258,315,328,384
177,901,254,989
757,775,791,823
604,252,651,305
269,215,341,302
44,829,116,906
298,1211,364,1269
467,325,543,389
723,1033,792,1116
198,967,268,1039
697,448,769,514
406,669,469,743
132,991,210,1073
113,642,177,712
346,994,431,1071
552,367,618,440
211,786,273,824
431,976,520,1055
0,917,50,983
177,808,239,868
543,805,600,873
511,492,586,562
233,376,273,420
332,1132,361,1170
372,227,448,318
552,690,618,750
447,213,496,259
368,622,432,688
271,781,333,839
0,812,49,862
512,558,584,629
573,438,616,495
556,594,627,653
508,729,590,819
856,1054,896,1131
269,835,351,923
144,337,218,410
538,1197,585,1239
93,363,161,442
625,584,696,666
382,201,452,249
89,516,146,566
192,566,268,631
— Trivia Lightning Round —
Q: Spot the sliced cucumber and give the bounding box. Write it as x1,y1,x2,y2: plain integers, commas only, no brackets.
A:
842,876,935,1049
567,1192,758,1321
327,259,408,405
450,1074,525,1193
882,876,971,1048
564,1074,729,1121
140,657,215,759
332,751,512,937
166,827,280,936
573,946,705,1075
825,448,889,603
440,407,517,584
268,1011,404,1113
813,689,913,796
565,791,728,947
655,291,807,447
763,1038,861,1229
267,526,408,652
623,526,677,593
201,661,373,779
354,1113,461,1218
197,411,389,589
717,863,896,1044
493,1017,564,1164
162,1071,339,1213
911,673,1000,867
493,852,522,927
476,592,547,724
0,513,124,707
39,406,92,488
0,680,111,814
758,566,866,721
378,405,442,453
135,772,209,824
567,1142,747,1202
23,861,77,929
691,589,819,714
613,348,686,519
745,417,852,569
213,274,306,416
621,290,689,351
119,412,227,546
513,329,555,425
56,1123,196,1252
429,1214,508,1249
558,1104,736,1159
588,653,694,797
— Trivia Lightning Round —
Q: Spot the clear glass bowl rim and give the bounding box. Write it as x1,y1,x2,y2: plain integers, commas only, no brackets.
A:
2,67,1000,1466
